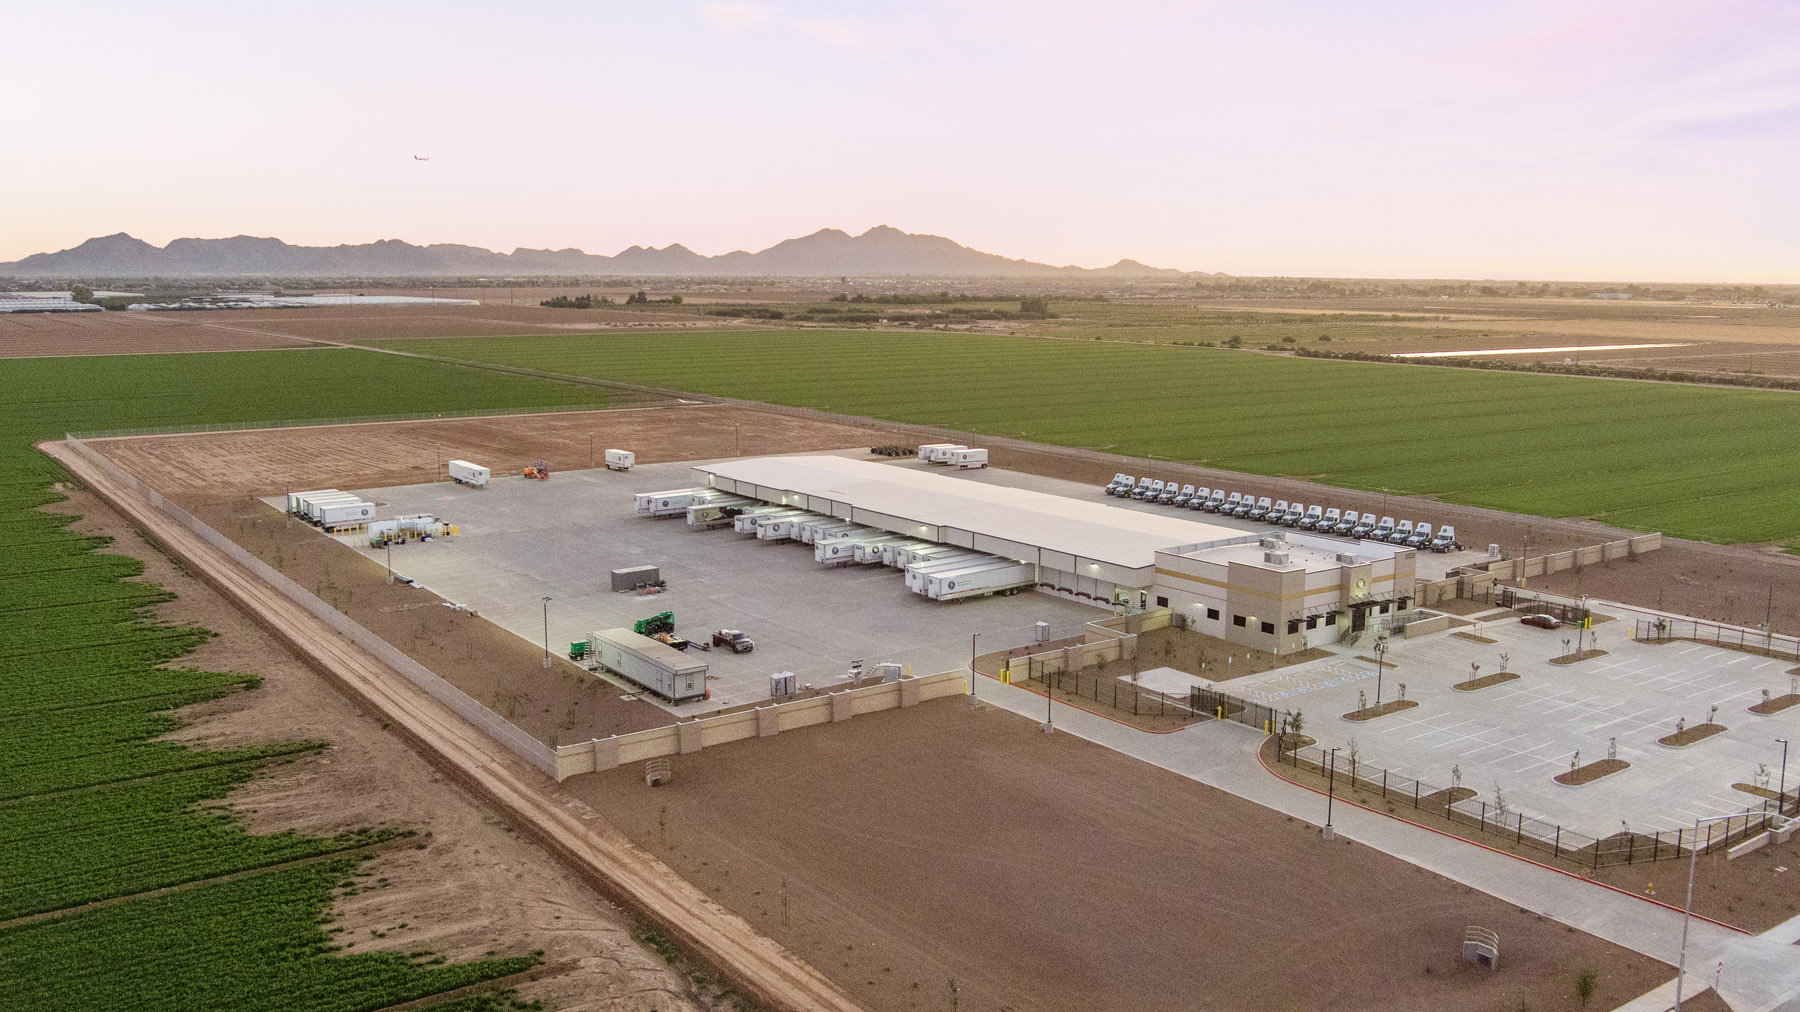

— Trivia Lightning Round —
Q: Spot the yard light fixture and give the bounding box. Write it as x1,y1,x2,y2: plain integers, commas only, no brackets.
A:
1324,746,1341,840
541,596,552,669
1373,636,1389,706
1675,813,1744,1011
1779,739,1791,819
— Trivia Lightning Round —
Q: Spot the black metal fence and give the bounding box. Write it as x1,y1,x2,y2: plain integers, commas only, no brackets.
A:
1630,617,1800,663
1275,740,1780,869
1492,587,1593,625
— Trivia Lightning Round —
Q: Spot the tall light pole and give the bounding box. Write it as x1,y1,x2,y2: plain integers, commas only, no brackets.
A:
1324,746,1340,840
385,536,394,584
1373,636,1389,706
1779,739,1791,818
1676,813,1742,1010
970,632,980,698
541,596,552,669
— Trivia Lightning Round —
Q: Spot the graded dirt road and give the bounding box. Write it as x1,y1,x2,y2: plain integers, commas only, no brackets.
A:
48,440,868,1012
568,697,1670,1012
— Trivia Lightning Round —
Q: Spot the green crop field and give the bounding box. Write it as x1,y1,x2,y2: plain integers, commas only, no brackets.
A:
374,330,1800,544
0,349,607,1011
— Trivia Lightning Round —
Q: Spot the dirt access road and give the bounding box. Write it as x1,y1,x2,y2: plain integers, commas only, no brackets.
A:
48,439,868,1012
568,697,1670,1012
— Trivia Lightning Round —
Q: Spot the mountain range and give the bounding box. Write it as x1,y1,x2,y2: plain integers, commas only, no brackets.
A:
0,226,1197,279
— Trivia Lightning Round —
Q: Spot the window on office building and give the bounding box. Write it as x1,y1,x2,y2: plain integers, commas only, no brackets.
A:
1233,615,1246,627
1287,619,1300,634
1206,608,1220,621
1156,596,1168,608
1260,621,1275,635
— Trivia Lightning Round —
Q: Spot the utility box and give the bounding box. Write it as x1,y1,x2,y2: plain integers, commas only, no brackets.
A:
1036,621,1050,642
770,671,797,697
611,565,661,592
604,449,634,471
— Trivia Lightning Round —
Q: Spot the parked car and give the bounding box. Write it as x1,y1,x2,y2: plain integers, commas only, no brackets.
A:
711,629,755,653
1521,614,1562,630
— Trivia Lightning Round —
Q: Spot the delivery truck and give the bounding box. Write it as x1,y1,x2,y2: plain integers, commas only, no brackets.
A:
604,449,634,471
921,560,1038,601
447,460,490,487
588,628,709,703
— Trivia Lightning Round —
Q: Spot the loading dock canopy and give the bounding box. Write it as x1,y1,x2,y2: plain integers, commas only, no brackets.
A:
695,455,1251,582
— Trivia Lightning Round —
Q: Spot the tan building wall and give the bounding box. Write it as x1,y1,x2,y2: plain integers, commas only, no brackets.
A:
1151,547,1416,654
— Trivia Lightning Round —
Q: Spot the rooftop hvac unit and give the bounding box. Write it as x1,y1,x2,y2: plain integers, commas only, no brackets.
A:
1264,551,1290,566
1035,621,1050,642
1337,553,1358,565
1259,535,1279,549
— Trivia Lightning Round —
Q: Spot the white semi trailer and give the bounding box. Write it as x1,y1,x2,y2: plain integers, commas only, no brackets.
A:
685,496,755,528
904,554,997,593
819,533,908,564
635,488,712,518
604,449,635,471
447,460,490,486
862,538,924,564
317,500,375,529
739,508,810,535
588,629,709,703
892,543,980,568
925,444,967,464
756,513,825,540
798,521,862,544
299,492,362,521
949,448,989,469
286,489,340,514
921,560,1038,601
917,443,959,461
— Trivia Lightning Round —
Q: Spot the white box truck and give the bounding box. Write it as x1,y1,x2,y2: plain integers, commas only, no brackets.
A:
924,560,1037,601
917,443,959,461
589,628,709,702
950,448,989,469
604,449,634,471
447,460,489,487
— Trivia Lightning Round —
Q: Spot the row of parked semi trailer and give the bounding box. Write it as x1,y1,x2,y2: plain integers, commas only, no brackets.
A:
1103,474,1461,553
634,487,1034,602
284,489,376,531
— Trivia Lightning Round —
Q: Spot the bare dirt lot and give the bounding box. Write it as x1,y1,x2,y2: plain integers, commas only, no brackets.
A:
46,483,708,1012
569,696,1669,1012
0,311,313,357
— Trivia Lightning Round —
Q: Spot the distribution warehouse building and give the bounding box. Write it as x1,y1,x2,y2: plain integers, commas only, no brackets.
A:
695,456,1415,654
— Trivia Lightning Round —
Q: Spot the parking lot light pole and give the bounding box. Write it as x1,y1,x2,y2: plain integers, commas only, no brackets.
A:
1676,813,1742,1011
541,597,552,669
970,633,980,698
1779,739,1791,818
1374,637,1388,706
1324,747,1340,840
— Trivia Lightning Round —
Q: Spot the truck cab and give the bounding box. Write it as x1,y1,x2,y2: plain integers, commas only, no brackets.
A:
1234,495,1262,518
1222,492,1244,514
1105,474,1130,495
1333,506,1360,535
1372,516,1397,540
1350,513,1377,538
1187,487,1211,510
1319,508,1341,532
1248,497,1274,521
1171,483,1195,506
1388,519,1414,544
1430,526,1457,552
1262,499,1286,522
1155,480,1182,504
1135,479,1162,501
1201,489,1226,511
1130,477,1154,499
1406,522,1433,548
1299,505,1325,530
1282,503,1306,526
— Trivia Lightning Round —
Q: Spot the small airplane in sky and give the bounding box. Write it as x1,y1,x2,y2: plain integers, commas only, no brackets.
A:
413,155,430,161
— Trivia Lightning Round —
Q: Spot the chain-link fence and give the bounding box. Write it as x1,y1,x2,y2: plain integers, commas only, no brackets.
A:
61,435,559,776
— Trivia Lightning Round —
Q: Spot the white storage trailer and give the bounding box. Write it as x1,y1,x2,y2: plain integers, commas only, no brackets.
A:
904,553,996,592
818,533,907,564
891,543,983,569
447,460,490,487
922,560,1038,601
635,488,712,518
798,521,862,544
318,501,375,529
286,489,340,514
925,444,967,464
604,449,634,471
916,443,960,461
300,492,363,522
589,629,708,702
685,496,755,528
738,508,809,535
756,512,824,539
950,448,989,469
863,538,925,564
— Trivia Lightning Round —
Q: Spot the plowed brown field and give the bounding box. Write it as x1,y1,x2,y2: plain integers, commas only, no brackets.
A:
0,311,312,357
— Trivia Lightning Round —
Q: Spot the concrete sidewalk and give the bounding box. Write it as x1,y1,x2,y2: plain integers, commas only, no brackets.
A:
969,674,1800,1011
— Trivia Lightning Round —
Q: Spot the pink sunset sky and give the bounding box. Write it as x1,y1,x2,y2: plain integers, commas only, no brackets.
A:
4,0,1797,281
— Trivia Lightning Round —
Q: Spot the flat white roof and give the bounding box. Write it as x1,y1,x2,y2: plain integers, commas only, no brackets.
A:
1179,536,1399,573
694,456,1247,570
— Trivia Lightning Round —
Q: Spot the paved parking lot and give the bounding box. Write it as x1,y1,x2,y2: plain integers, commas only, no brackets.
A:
292,458,1109,716
1223,610,1800,836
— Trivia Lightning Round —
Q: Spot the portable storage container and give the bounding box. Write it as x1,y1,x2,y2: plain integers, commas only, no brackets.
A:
604,449,635,471
610,565,661,592
589,628,708,702
447,460,489,486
